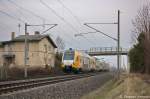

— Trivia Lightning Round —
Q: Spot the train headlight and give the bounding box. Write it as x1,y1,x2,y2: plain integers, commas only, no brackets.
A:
72,62,75,66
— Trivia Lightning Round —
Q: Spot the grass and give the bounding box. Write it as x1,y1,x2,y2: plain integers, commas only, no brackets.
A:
81,73,150,99
81,79,118,99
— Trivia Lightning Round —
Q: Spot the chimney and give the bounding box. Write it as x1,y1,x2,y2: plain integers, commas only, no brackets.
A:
11,32,15,40
34,31,40,35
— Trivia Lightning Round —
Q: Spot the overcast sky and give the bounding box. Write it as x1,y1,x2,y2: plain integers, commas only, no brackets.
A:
0,0,148,67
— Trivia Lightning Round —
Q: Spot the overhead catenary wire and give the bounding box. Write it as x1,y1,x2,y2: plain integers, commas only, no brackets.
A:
0,1,81,51
0,7,24,34
0,1,33,33
55,33,79,49
7,0,50,32
7,0,47,32
0,0,83,49
9,0,55,27
40,0,82,45
0,11,55,38
84,23,118,41
7,0,91,48
57,0,100,46
40,0,79,33
57,0,81,25
0,22,10,32
56,0,97,46
7,0,46,22
57,26,81,48
5,0,60,34
2,0,28,21
9,0,79,45
0,10,26,23
82,36,97,46
58,0,117,46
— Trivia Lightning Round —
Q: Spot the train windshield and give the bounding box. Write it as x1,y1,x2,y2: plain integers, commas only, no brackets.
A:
63,51,74,60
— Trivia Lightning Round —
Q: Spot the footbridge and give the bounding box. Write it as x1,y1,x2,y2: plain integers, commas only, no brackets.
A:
79,47,129,56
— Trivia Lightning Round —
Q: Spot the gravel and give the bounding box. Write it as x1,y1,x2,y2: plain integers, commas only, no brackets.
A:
0,72,113,99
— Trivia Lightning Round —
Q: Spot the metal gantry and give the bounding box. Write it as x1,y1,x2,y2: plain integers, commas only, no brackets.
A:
75,10,121,79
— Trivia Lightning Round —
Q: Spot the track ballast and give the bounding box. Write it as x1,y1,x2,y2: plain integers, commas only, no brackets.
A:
0,72,102,95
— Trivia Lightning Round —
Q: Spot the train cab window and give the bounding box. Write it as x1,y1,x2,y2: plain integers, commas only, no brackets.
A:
63,51,74,60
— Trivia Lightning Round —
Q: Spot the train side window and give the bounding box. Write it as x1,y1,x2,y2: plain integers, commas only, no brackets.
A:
80,58,82,63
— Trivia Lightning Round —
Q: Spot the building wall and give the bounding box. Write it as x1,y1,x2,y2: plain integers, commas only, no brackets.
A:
28,41,40,67
0,37,56,69
12,42,25,67
38,38,55,68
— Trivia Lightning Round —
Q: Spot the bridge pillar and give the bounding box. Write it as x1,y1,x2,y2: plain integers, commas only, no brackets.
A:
127,54,130,74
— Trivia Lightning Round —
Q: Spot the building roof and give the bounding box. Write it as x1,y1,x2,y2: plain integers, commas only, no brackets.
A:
1,34,57,48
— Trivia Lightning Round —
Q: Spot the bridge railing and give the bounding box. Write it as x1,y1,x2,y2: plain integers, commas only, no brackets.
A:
79,47,128,53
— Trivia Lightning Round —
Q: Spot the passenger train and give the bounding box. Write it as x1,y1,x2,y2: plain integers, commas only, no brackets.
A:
61,49,109,73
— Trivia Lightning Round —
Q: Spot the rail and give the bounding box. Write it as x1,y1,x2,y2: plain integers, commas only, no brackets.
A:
0,72,102,95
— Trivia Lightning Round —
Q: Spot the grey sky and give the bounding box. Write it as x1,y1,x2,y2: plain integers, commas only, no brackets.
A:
0,0,148,67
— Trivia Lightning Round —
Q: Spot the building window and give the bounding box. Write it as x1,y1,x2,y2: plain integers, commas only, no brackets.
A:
44,44,47,52
49,46,51,51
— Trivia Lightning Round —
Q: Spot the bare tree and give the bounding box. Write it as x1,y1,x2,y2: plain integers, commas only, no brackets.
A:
55,36,65,52
132,3,150,74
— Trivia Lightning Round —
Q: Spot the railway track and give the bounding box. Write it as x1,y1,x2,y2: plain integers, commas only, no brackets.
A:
0,72,101,95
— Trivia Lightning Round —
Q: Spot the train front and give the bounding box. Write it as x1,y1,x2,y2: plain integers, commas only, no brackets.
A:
61,50,75,73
